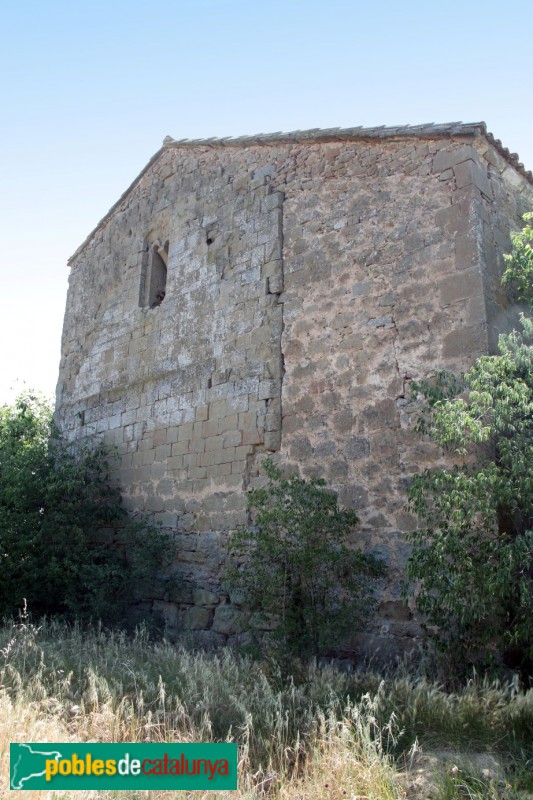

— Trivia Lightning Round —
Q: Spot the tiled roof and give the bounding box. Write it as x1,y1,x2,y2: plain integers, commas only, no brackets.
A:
163,121,482,145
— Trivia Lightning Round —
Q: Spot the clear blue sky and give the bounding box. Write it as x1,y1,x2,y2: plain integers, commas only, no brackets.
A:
1,0,532,404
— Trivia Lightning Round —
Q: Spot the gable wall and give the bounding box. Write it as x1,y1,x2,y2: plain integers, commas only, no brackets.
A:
56,134,533,654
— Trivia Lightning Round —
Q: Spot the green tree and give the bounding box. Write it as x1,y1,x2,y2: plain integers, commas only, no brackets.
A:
0,392,170,623
405,212,533,674
502,211,533,305
228,460,385,659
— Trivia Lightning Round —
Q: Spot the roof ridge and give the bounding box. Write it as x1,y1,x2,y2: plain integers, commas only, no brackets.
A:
162,121,487,148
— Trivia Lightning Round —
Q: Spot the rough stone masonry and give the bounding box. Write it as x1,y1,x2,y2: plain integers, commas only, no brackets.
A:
56,122,533,657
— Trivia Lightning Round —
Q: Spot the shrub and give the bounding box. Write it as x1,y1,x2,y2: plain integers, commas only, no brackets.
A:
0,392,170,624
405,212,533,676
227,459,385,659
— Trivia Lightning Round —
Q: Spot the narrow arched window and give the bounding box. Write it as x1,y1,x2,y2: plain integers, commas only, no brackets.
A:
148,241,168,307
139,239,168,308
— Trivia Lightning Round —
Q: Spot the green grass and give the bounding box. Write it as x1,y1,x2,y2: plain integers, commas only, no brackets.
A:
436,766,500,800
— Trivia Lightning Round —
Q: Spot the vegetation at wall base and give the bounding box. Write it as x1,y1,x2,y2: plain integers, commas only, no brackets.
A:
405,211,533,679
227,459,386,660
0,392,171,624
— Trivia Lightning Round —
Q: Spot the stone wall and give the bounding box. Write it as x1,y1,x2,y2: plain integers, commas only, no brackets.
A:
56,125,533,657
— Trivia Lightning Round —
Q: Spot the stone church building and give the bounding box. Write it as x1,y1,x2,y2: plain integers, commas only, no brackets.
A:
56,122,533,655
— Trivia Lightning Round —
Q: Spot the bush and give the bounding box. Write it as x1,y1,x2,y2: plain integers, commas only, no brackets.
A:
227,459,385,659
405,212,533,676
0,392,170,623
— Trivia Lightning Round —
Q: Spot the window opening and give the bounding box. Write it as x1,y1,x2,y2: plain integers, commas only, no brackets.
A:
140,239,169,308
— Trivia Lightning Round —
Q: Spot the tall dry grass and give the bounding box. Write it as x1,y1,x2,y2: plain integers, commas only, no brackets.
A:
0,617,404,799
1,616,532,799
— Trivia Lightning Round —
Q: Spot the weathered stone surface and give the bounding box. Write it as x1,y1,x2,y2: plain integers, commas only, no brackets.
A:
183,607,213,630
192,588,219,607
56,126,533,659
212,606,250,635
439,268,484,305
454,159,493,198
345,437,370,460
432,144,477,174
